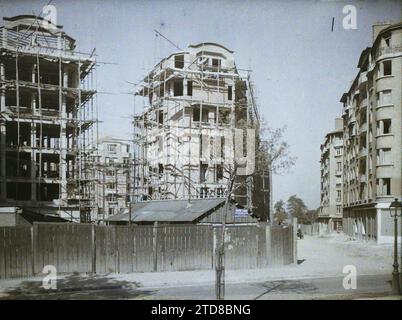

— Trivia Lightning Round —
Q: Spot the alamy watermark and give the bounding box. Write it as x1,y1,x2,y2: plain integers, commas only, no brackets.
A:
342,265,357,290
342,5,357,30
42,265,57,290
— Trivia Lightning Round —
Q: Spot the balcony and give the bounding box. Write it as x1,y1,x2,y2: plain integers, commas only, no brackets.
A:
374,45,402,60
359,147,367,158
358,71,368,88
360,97,368,108
359,122,367,133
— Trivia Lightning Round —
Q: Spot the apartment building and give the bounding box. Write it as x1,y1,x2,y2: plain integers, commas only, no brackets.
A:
0,15,97,222
319,118,343,230
92,137,132,222
340,22,402,243
133,42,265,215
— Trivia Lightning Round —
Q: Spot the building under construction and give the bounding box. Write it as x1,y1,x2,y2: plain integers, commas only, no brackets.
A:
0,15,97,223
133,42,268,216
92,137,133,222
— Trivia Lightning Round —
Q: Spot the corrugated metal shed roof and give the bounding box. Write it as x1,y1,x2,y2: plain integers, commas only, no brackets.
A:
107,198,227,223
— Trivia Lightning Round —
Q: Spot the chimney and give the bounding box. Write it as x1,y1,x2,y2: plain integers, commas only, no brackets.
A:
372,22,392,43
335,118,343,131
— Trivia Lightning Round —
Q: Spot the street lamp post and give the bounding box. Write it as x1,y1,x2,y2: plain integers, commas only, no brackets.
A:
389,198,401,295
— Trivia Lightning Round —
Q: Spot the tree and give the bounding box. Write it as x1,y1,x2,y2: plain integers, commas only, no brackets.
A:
273,200,288,225
233,79,296,223
260,124,297,222
264,125,297,175
286,195,308,224
274,211,288,225
274,199,285,213
305,209,319,225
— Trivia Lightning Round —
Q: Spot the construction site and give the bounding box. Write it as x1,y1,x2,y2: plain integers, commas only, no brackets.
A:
0,14,269,224
0,15,98,223
132,42,269,215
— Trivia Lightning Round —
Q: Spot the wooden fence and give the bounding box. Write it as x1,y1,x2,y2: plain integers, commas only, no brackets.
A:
0,222,296,279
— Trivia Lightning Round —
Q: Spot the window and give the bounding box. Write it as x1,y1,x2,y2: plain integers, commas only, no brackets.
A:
377,148,391,165
218,110,230,125
217,164,223,180
336,205,342,214
107,183,115,189
209,137,214,159
336,148,342,156
158,110,164,124
377,119,392,135
106,157,115,164
200,163,208,183
193,107,200,122
107,194,116,201
202,108,209,123
187,80,193,96
212,58,221,69
157,136,163,151
198,56,209,66
383,60,392,76
174,55,184,69
106,170,114,177
383,119,391,134
382,178,391,196
337,190,341,201
382,90,392,105
384,36,391,48
221,136,225,159
377,178,391,196
173,80,183,96
108,144,117,154
337,162,342,171
228,86,232,101
158,163,164,174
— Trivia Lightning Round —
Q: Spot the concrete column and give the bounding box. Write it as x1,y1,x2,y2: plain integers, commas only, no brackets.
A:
30,123,37,202
184,78,188,97
0,89,4,113
31,63,36,84
2,28,7,47
63,69,68,88
0,61,4,81
0,61,5,113
31,93,36,114
59,95,67,202
0,121,6,201
57,35,61,51
0,61,5,201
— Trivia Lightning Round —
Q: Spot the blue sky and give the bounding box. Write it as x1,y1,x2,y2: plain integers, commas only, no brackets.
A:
1,0,401,209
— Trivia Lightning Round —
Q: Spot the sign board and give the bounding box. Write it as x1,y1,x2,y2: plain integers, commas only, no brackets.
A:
234,208,249,218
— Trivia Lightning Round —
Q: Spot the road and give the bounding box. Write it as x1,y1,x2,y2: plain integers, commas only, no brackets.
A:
138,274,393,300
0,273,393,300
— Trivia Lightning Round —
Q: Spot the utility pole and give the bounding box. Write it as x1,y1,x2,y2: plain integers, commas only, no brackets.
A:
215,163,237,300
